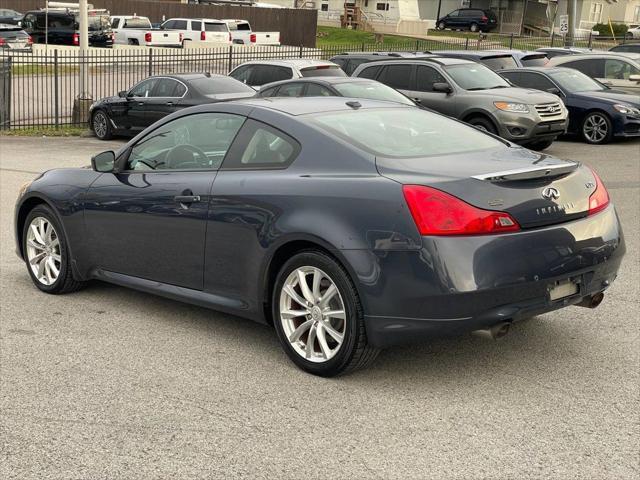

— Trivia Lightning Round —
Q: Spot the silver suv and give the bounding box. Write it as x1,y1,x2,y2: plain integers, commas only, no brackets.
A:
352,57,568,150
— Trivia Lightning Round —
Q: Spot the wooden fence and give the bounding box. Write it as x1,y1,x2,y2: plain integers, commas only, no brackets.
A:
0,0,317,47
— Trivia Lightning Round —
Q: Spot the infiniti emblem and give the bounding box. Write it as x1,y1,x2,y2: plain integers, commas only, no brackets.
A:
542,187,560,200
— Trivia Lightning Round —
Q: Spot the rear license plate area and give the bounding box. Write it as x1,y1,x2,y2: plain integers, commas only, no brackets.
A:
548,279,579,301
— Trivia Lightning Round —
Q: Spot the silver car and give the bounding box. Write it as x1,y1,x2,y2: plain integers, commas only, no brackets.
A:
228,59,346,90
352,57,568,150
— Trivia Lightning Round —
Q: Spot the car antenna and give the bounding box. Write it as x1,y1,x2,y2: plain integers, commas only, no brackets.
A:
345,101,361,109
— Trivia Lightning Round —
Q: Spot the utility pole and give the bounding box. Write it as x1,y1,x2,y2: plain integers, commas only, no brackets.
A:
78,0,89,99
567,0,577,46
436,0,443,26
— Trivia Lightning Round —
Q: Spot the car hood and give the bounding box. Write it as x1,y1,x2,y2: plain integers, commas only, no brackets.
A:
573,90,640,106
468,87,560,104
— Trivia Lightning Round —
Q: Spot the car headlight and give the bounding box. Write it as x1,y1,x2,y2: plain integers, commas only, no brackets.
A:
613,104,640,116
494,102,530,113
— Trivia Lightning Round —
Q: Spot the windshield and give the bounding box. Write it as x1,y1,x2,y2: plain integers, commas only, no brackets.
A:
521,55,548,67
333,81,414,106
205,22,227,32
549,70,605,92
444,63,510,90
481,56,518,70
301,66,346,77
190,77,255,95
311,108,502,158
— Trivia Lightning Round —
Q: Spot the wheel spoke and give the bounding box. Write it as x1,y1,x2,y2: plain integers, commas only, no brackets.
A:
36,256,46,279
29,252,46,265
319,283,337,308
50,253,61,263
30,224,45,245
27,238,45,250
44,260,53,284
312,268,322,302
305,325,317,359
47,257,60,278
281,309,310,320
289,319,313,343
283,284,308,309
296,269,315,304
324,309,345,320
322,320,344,344
50,238,60,249
316,324,332,359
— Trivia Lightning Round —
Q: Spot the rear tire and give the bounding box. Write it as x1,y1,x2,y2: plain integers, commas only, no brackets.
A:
470,23,479,32
92,110,113,140
581,112,612,145
272,250,379,377
23,205,86,294
468,116,497,135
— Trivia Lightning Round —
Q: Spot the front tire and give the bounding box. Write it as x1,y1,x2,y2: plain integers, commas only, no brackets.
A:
581,112,612,144
437,21,446,30
23,205,86,294
272,251,379,377
92,110,113,140
468,116,497,135
470,23,479,32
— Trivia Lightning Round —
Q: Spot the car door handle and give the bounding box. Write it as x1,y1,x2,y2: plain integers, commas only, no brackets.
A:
174,195,201,204
138,102,144,106
166,101,174,106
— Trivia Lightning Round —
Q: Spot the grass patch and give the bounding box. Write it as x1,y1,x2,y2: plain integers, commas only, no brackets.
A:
11,64,79,75
0,126,89,137
317,26,422,46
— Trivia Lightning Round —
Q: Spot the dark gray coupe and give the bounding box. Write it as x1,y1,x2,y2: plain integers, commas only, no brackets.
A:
15,98,625,376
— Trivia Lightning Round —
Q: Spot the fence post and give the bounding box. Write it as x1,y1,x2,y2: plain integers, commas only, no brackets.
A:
54,50,59,129
509,33,514,49
588,31,593,49
299,44,303,58
5,55,11,130
148,48,153,77
361,42,365,52
550,32,555,47
228,45,233,73
415,39,420,51
464,38,469,50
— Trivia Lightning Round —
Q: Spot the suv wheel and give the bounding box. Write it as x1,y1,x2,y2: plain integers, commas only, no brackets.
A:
582,112,612,144
470,23,479,32
468,116,497,135
272,250,379,377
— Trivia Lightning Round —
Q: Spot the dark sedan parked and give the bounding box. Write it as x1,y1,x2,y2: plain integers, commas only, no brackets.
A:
500,67,640,144
257,77,416,106
0,9,22,25
15,98,624,376
89,73,256,140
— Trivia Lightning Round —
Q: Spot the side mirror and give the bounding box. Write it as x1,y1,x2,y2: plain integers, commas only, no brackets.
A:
629,74,640,82
118,90,127,98
547,87,562,95
91,151,115,173
433,82,453,94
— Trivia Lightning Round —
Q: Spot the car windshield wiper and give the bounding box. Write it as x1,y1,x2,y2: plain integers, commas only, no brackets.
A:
488,85,509,89
466,87,488,91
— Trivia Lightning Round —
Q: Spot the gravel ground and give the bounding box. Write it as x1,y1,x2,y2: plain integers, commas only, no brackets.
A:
1,136,638,479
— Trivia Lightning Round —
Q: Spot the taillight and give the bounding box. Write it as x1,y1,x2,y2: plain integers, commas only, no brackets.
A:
481,15,488,22
588,168,609,215
27,36,33,45
250,33,256,43
402,185,520,236
145,32,152,43
0,38,5,46
200,30,206,41
73,33,79,46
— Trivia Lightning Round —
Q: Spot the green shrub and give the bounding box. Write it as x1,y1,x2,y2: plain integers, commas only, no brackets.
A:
592,23,628,37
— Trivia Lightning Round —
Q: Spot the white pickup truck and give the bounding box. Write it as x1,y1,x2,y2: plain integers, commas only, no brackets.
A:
222,19,280,46
110,15,183,47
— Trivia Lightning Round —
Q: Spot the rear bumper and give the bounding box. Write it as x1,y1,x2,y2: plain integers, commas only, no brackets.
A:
347,206,625,348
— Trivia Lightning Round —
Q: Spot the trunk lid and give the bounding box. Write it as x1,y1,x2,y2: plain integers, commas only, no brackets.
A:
377,146,596,229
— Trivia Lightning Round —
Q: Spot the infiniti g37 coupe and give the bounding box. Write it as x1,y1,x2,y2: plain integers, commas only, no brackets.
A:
15,98,625,376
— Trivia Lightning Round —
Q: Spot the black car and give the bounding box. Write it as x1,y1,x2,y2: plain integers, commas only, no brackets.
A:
15,98,624,376
257,77,416,106
20,9,113,47
0,25,32,52
500,67,640,144
0,9,22,25
436,8,498,32
89,73,256,140
609,43,640,54
329,52,433,75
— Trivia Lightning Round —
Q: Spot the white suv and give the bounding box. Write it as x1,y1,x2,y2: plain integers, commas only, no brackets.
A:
161,18,231,45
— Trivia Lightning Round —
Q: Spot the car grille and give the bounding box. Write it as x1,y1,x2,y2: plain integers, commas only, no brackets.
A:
535,102,564,118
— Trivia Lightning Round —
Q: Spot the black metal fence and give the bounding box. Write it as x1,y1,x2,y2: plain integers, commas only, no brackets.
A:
0,32,627,129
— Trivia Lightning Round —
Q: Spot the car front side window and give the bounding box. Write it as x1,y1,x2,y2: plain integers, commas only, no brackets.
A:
129,79,159,97
127,113,245,171
604,59,639,80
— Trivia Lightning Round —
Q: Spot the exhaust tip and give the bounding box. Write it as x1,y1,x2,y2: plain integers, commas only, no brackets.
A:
577,292,605,309
473,321,511,340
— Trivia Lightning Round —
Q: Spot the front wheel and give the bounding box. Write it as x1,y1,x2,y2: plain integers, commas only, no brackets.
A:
92,110,113,140
272,251,379,377
437,21,446,30
470,23,479,32
468,116,497,135
581,112,612,144
23,205,86,294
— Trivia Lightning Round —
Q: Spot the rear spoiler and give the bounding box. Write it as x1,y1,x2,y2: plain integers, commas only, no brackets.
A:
472,162,579,182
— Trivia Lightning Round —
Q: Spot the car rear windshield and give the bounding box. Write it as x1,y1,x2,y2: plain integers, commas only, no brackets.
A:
548,70,605,92
444,63,510,90
190,76,256,95
481,55,518,70
300,66,347,77
333,81,414,105
521,54,548,67
205,22,227,32
311,108,502,158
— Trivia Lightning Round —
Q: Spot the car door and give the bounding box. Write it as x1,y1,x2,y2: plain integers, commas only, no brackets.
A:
125,78,160,130
144,78,186,126
603,58,640,93
375,63,414,99
229,65,255,87
405,64,455,115
251,65,294,88
446,10,461,28
83,111,247,290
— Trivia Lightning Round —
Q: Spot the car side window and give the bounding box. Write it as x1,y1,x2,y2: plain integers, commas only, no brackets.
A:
191,20,202,31
173,20,188,30
449,10,460,17
162,20,174,29
129,78,158,97
111,18,119,29
127,113,245,171
252,66,293,86
152,78,180,97
223,119,300,169
415,65,447,92
516,72,555,91
377,64,413,90
276,83,305,97
564,59,604,78
230,65,253,84
358,65,381,80
305,83,333,96
259,86,278,97
604,59,639,80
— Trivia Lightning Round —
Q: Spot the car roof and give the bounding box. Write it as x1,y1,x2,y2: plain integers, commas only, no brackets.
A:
235,59,340,68
357,56,474,67
499,66,572,74
152,73,228,81
431,50,513,58
165,18,224,22
229,96,410,116
264,76,378,86
551,52,640,61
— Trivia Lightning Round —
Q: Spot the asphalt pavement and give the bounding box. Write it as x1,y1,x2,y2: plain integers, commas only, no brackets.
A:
0,135,638,479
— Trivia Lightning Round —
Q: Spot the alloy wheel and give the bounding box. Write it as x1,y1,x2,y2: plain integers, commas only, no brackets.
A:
279,266,346,363
583,114,608,143
26,217,61,286
93,111,108,139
